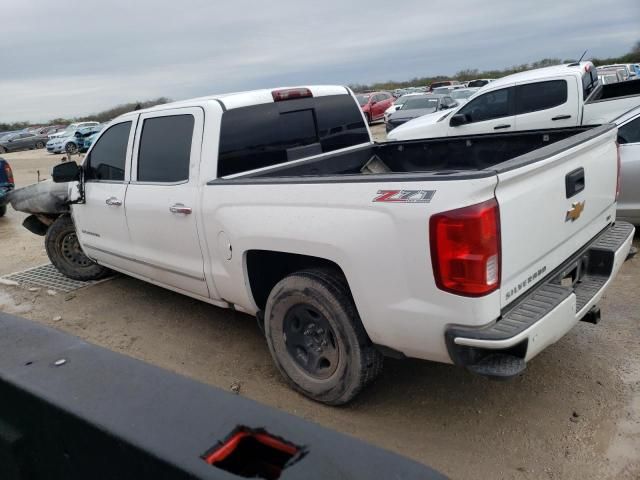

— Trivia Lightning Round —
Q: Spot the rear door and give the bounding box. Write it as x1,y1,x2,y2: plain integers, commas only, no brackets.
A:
125,107,209,298
446,86,516,136
494,126,619,308
514,78,579,130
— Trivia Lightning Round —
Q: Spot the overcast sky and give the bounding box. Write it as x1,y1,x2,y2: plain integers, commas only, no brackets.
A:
1,0,638,123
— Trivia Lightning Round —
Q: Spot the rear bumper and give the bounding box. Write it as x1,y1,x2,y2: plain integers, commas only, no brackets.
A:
446,221,635,368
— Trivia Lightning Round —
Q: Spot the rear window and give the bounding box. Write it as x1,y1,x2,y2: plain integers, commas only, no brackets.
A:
218,94,369,177
515,80,568,114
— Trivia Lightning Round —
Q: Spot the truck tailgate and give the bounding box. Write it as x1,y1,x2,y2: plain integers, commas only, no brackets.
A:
495,125,619,308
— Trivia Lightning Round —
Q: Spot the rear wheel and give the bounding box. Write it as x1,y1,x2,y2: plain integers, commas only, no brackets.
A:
0,147,6,154
264,269,383,405
45,215,111,281
0,205,6,217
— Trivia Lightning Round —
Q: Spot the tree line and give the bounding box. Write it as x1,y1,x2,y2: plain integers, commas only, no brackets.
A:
349,41,640,92
0,97,171,132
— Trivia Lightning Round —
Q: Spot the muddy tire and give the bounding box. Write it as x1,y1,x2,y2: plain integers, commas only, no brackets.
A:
35,141,45,149
265,268,383,405
45,215,110,281
0,205,6,217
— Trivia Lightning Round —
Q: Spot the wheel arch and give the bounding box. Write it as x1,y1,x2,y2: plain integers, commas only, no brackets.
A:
245,250,350,312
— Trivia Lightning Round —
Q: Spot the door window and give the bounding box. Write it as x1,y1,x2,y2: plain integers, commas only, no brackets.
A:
457,87,513,123
618,117,640,144
84,122,131,182
137,115,194,183
515,80,568,114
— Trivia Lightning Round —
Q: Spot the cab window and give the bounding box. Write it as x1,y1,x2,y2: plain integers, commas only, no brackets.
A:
84,122,131,182
457,87,513,123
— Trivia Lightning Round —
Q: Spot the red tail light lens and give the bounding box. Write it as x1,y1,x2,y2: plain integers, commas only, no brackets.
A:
271,88,313,102
4,162,14,185
615,141,621,201
430,198,501,297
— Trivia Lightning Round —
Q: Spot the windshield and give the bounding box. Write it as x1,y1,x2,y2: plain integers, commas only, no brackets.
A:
452,89,475,100
401,97,440,110
356,94,370,106
394,95,416,106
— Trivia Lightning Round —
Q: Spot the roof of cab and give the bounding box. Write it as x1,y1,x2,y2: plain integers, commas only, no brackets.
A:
127,85,350,117
485,62,593,90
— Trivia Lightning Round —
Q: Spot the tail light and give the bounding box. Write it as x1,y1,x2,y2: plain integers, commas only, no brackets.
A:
271,88,312,102
3,162,14,185
615,141,621,201
430,198,501,297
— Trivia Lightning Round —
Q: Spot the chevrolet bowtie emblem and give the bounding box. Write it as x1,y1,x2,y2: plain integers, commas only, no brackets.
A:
565,200,585,222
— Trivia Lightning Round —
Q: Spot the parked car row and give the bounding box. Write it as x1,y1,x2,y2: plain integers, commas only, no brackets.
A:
46,124,105,154
0,131,49,153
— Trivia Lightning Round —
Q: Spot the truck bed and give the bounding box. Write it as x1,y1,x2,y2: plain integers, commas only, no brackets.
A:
217,125,605,182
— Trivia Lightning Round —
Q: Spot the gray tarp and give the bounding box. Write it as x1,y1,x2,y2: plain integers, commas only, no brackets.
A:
8,180,70,214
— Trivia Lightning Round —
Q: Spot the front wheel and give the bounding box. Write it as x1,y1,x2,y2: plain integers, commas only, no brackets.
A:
265,269,383,405
45,215,111,281
35,141,45,149
0,146,6,154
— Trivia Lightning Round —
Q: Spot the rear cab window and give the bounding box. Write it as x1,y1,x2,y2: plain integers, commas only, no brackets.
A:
218,94,369,177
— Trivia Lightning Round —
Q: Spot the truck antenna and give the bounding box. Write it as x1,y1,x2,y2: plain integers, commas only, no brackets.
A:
568,50,588,67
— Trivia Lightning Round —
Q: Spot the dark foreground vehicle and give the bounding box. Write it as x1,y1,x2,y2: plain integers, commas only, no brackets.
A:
0,312,446,480
0,157,14,217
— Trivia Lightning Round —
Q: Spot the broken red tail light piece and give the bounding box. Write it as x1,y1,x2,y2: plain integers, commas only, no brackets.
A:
202,426,305,480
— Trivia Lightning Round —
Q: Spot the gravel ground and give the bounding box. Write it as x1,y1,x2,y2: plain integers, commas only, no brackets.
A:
0,141,638,480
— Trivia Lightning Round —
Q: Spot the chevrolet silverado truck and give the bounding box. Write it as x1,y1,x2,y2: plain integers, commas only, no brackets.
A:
16,85,634,405
388,62,640,141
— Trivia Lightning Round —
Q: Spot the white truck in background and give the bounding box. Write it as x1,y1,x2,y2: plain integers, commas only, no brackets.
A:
13,85,634,405
388,62,640,141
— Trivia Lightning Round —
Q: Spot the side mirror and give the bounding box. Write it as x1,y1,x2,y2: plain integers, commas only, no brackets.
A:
52,162,81,183
450,113,469,127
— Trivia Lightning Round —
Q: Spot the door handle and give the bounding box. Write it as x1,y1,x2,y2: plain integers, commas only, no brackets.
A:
169,203,192,215
552,115,571,121
494,124,511,130
105,197,122,206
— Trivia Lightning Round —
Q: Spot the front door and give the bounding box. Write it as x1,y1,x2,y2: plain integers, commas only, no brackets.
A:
73,119,136,271
125,107,209,298
447,86,516,136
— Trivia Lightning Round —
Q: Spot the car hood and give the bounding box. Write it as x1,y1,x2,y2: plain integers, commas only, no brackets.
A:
387,110,452,141
388,108,437,122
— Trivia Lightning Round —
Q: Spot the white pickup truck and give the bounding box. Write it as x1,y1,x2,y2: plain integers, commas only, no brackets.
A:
29,85,633,405
388,62,640,141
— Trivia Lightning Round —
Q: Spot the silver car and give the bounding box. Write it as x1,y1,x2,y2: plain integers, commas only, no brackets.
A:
616,106,640,225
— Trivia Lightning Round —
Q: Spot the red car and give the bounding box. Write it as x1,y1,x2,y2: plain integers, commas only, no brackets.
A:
356,91,394,124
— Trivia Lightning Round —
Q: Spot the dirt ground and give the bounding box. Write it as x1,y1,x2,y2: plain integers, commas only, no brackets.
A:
1,134,639,479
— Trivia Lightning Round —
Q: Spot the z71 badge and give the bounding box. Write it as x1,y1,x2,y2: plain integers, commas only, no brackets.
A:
372,190,436,203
